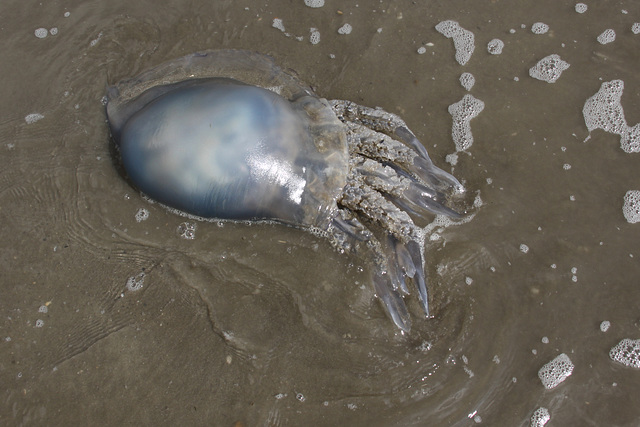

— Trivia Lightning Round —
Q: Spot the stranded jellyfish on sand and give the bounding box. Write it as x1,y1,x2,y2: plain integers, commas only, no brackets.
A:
106,49,464,332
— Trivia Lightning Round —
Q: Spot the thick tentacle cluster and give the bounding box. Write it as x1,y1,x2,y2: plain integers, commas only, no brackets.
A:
327,100,463,332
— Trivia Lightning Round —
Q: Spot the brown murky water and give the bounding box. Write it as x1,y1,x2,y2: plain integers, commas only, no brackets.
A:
2,0,640,425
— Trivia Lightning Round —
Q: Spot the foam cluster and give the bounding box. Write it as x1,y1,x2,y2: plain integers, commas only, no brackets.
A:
530,407,550,426
597,29,616,44
272,18,285,32
487,38,504,55
135,208,149,222
448,94,485,151
34,28,48,38
25,113,44,124
309,28,320,45
126,272,145,292
459,72,475,91
531,23,549,34
337,23,352,35
609,338,640,368
435,20,475,65
304,0,324,7
583,80,640,153
623,191,640,223
538,353,574,389
529,54,570,83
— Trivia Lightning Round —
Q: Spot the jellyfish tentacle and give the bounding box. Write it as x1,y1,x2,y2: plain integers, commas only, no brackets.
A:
373,271,411,332
328,208,413,331
331,99,464,195
405,239,430,317
349,156,461,221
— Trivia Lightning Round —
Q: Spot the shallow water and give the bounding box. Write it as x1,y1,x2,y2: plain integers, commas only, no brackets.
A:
1,0,640,425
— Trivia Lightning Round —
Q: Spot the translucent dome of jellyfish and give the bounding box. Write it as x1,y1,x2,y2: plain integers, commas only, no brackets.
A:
106,49,464,332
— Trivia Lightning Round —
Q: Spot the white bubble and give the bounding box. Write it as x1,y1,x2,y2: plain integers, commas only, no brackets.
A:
35,319,44,328
338,23,352,35
610,338,640,368
487,38,504,55
459,72,475,91
531,22,549,34
126,272,145,292
633,23,640,35
38,305,48,313
583,80,625,132
583,80,640,153
135,208,149,222
304,0,324,7
600,320,611,332
25,113,44,124
49,27,58,36
64,11,70,17
296,392,306,402
177,222,197,239
597,29,616,44
435,20,475,65
538,353,574,389
309,28,320,45
417,46,427,54
542,336,549,344
623,190,640,223
519,243,529,253
272,18,285,32
575,3,587,13
445,152,458,165
34,28,48,38
529,54,570,83
563,163,571,170
531,407,551,426
621,124,640,152
89,32,103,47
465,276,473,285
448,94,485,151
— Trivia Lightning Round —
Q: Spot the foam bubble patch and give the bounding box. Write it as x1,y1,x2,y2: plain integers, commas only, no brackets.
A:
304,0,324,7
436,20,475,65
529,54,570,83
623,191,640,223
597,29,616,44
538,353,574,389
583,80,640,153
459,72,475,91
610,338,640,368
448,94,485,151
531,23,549,34
487,39,504,55
531,407,550,426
